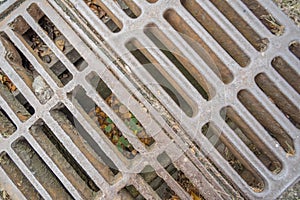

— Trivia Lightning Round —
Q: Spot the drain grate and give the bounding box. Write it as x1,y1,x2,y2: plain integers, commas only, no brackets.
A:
0,0,299,199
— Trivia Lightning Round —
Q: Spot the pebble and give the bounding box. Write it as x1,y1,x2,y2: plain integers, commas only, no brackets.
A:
118,105,128,114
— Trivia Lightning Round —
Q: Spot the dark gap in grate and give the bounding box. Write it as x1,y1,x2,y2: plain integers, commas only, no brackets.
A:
119,185,145,200
157,152,203,199
210,0,269,52
1,32,54,104
114,0,141,18
144,24,211,100
50,104,121,181
12,16,73,87
0,190,11,200
126,39,195,117
221,106,282,174
0,152,43,199
84,0,122,32
238,90,295,155
163,9,233,84
241,0,284,36
12,137,74,199
255,73,300,129
69,85,139,159
271,56,300,94
180,0,250,67
189,142,244,199
0,109,17,138
0,68,34,122
289,41,300,60
146,0,158,3
28,3,88,72
86,72,155,147
29,120,100,199
202,123,265,192
140,165,176,199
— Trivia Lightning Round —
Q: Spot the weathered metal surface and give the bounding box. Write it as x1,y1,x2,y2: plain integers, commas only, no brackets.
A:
0,0,299,199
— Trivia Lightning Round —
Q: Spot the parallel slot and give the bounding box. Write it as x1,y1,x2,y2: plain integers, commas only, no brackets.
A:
180,0,250,67
238,90,295,155
255,73,300,128
144,24,211,100
157,152,203,199
221,106,282,174
12,138,73,199
164,9,233,83
1,33,54,104
126,39,195,117
241,0,284,36
0,109,17,138
28,4,88,72
50,104,120,183
0,152,42,199
0,69,34,122
146,0,158,3
119,185,145,200
271,56,300,94
84,0,122,32
140,165,176,199
11,16,73,86
87,72,155,147
289,41,300,60
29,120,100,199
114,0,141,18
202,123,265,192
210,0,269,51
68,85,139,159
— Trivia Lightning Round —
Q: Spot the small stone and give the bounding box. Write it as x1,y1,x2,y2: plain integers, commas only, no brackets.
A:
42,55,51,63
131,150,138,156
122,112,132,119
118,105,128,114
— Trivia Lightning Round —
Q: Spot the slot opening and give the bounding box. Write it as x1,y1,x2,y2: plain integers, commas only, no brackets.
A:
0,152,42,199
118,185,145,200
0,69,34,122
114,0,141,18
210,0,269,52
163,9,233,84
255,73,300,128
271,56,300,94
28,4,88,72
11,16,73,87
68,85,140,159
289,41,300,60
241,0,285,36
202,123,265,192
126,39,196,117
50,103,121,181
29,120,100,199
221,106,282,174
12,137,73,199
157,152,204,199
140,165,177,199
86,72,155,147
238,90,295,155
0,109,17,138
179,0,250,67
144,24,212,100
84,0,122,32
1,32,54,104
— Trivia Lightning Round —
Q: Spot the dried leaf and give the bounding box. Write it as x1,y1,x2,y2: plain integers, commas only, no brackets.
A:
55,39,65,51
191,192,202,200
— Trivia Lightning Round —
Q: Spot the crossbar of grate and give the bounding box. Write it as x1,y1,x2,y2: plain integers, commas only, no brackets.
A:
0,0,299,199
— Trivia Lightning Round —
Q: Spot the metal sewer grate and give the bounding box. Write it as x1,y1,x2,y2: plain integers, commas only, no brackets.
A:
0,0,299,199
